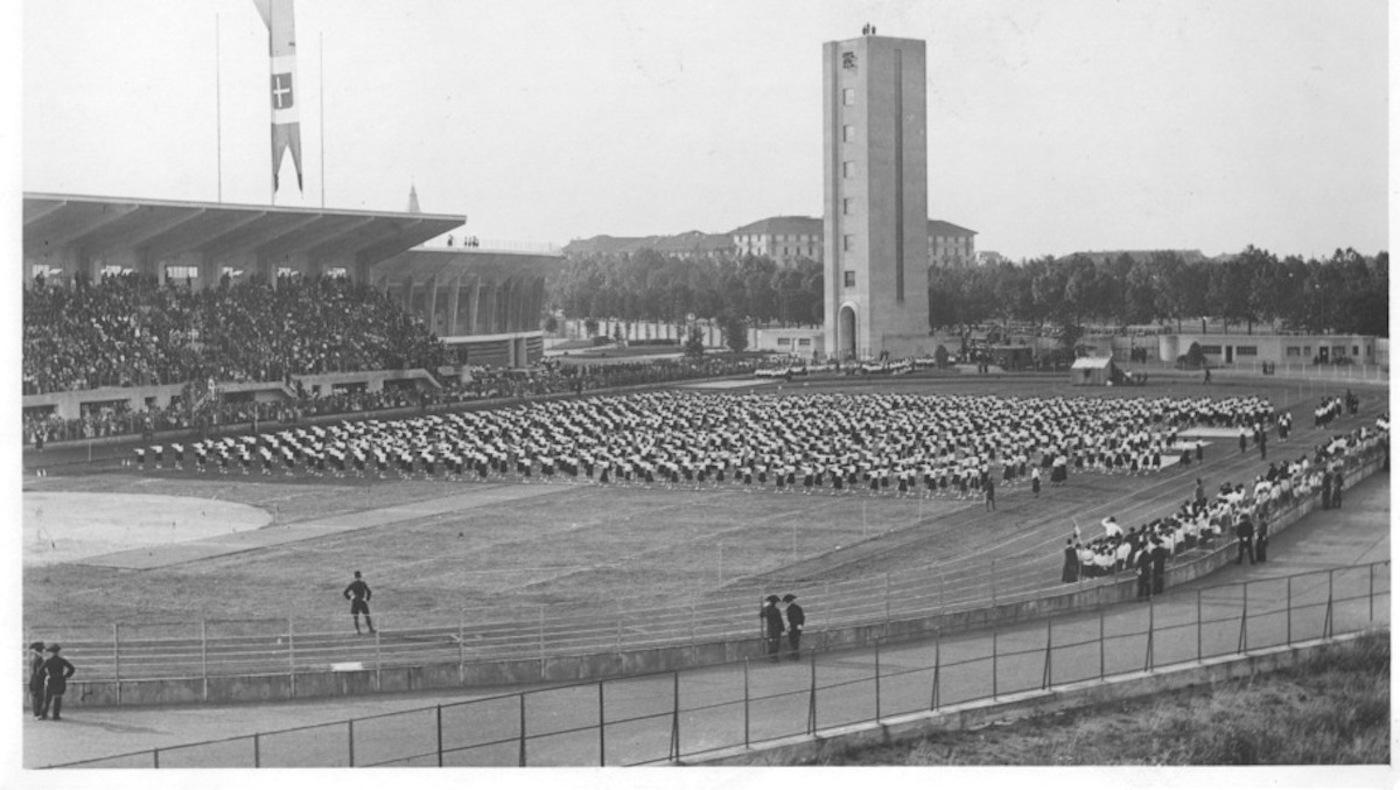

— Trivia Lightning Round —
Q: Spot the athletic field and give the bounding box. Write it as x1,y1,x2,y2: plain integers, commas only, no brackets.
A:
22,371,1384,656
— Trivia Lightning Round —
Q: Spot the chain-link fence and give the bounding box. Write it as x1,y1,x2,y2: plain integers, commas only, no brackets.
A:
44,559,1389,768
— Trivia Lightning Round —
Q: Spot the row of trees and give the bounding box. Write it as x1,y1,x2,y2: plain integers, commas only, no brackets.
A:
930,247,1388,336
550,250,823,329
549,246,1387,337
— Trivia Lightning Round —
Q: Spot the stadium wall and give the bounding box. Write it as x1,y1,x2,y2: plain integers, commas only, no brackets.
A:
50,455,1385,709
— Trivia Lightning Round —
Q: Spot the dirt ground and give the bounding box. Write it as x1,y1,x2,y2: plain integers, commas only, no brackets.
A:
22,372,1383,633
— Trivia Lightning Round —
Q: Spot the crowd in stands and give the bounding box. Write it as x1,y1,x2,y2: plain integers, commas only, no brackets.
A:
24,356,764,446
22,273,449,395
1063,414,1389,589
126,392,1265,497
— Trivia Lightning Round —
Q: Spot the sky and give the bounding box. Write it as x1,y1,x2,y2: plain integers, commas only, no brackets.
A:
17,0,1393,260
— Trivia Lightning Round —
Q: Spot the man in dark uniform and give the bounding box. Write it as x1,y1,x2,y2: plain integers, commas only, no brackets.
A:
1150,537,1169,595
761,595,785,663
1235,514,1256,565
343,570,375,634
38,644,75,720
27,641,46,719
1134,543,1153,599
782,593,805,661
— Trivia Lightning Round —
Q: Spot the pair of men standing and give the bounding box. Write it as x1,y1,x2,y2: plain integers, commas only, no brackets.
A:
761,594,805,662
28,642,76,720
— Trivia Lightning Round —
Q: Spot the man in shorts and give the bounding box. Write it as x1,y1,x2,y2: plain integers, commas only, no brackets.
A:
343,570,375,634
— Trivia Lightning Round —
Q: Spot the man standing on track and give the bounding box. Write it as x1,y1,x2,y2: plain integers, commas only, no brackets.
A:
27,641,46,719
761,595,785,663
37,644,75,721
782,594,805,661
344,570,375,635
1235,514,1256,565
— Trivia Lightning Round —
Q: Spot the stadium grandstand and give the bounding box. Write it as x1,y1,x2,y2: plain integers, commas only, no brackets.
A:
21,193,567,443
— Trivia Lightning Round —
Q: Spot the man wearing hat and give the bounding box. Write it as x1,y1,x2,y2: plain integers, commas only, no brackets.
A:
760,595,785,663
38,644,75,720
781,594,805,661
27,641,46,719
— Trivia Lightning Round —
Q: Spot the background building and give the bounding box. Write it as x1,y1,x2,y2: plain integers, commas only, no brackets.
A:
823,31,931,360
927,220,977,268
730,216,823,264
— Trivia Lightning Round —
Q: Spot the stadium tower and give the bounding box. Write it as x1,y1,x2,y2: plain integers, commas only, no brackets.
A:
822,30,930,361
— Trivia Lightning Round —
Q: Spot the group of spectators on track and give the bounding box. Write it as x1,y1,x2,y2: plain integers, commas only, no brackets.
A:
1062,415,1389,590
22,272,448,395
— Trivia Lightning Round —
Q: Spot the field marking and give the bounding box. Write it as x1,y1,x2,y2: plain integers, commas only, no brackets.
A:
66,483,568,570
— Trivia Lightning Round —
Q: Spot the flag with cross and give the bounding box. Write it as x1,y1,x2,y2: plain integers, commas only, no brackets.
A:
254,0,304,193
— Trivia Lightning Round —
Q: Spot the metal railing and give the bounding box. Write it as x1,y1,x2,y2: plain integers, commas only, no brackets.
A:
25,442,1388,686
45,560,1389,768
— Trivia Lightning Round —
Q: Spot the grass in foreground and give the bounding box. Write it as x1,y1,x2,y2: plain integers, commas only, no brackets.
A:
805,631,1389,766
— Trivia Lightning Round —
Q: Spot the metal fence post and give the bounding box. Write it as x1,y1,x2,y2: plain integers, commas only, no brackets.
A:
113,624,121,704
1042,616,1053,689
930,630,941,710
669,671,681,761
375,626,383,690
538,606,546,661
437,704,444,767
743,658,751,749
991,628,999,698
200,620,209,702
1286,576,1293,644
153,747,159,769
807,651,817,734
253,733,261,768
689,600,696,646
598,680,606,767
1196,589,1203,662
458,610,466,684
1324,569,1334,638
1145,598,1155,671
1237,583,1248,653
518,693,527,767
348,719,355,767
1368,563,1375,622
874,639,881,721
1098,609,1105,680
287,618,296,698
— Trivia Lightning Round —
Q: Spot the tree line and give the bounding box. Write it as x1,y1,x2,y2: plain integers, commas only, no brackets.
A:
550,246,1387,337
550,250,822,330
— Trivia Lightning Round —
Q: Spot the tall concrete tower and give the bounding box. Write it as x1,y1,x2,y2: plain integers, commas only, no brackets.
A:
822,31,929,361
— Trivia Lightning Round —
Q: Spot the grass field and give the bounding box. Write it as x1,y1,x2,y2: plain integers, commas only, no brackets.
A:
806,630,1390,765
22,371,1385,633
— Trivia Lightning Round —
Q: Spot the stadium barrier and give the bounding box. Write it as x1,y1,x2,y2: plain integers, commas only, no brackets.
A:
41,560,1389,768
26,442,1387,708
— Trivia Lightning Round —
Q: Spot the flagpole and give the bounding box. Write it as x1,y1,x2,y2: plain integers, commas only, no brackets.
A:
216,12,223,203
269,0,275,206
319,30,325,209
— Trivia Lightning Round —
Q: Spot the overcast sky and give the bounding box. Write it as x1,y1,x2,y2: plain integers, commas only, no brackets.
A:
19,0,1391,260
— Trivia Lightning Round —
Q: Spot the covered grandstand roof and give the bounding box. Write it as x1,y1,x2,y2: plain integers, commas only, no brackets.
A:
23,193,464,264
